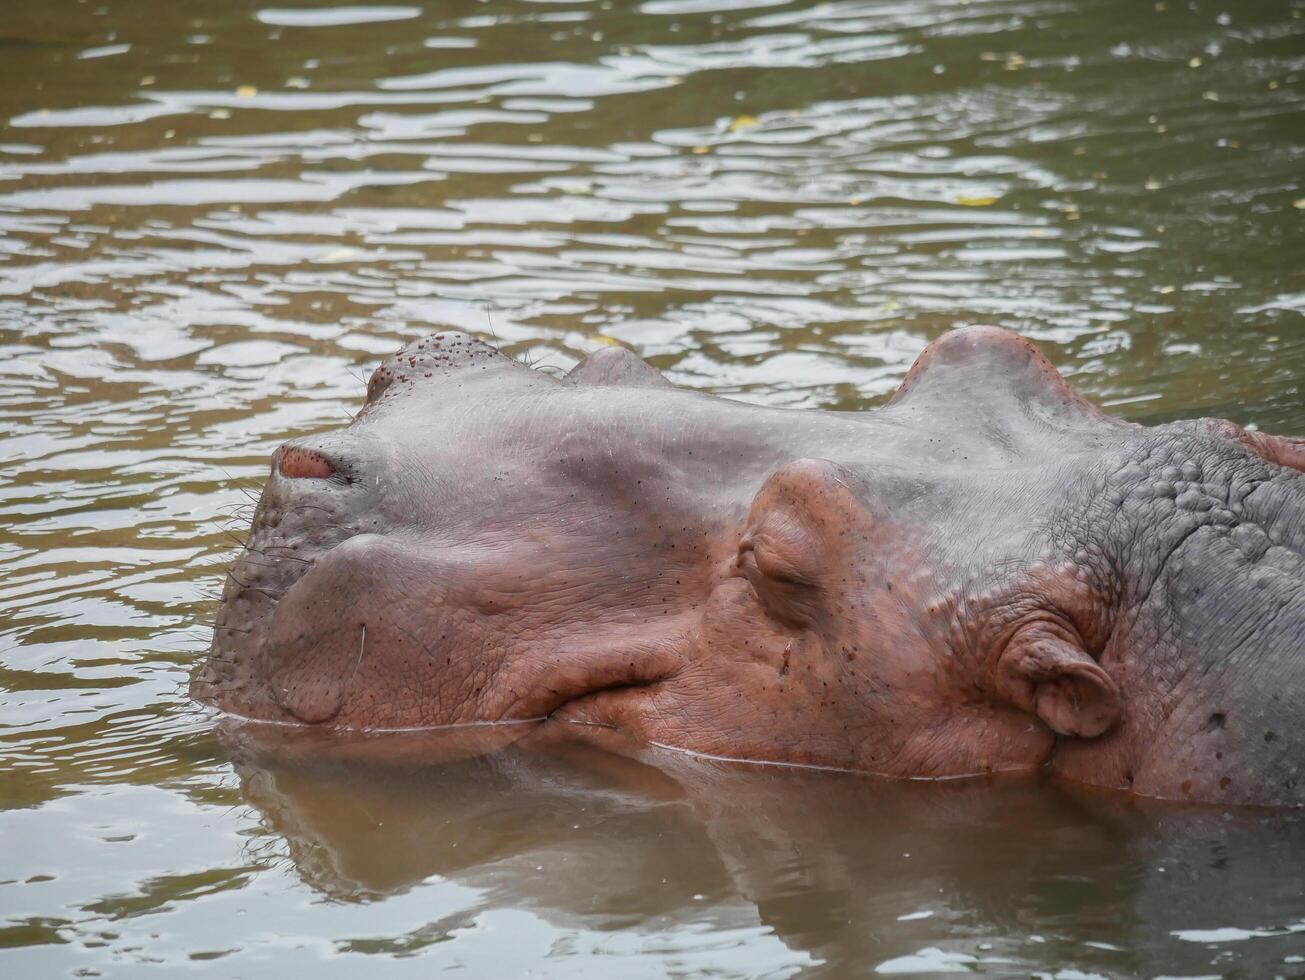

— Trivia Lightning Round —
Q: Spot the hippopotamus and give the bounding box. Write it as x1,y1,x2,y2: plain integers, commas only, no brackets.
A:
192,326,1305,806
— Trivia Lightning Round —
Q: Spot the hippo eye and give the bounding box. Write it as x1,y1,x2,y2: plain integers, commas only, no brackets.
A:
750,537,816,587
738,515,823,623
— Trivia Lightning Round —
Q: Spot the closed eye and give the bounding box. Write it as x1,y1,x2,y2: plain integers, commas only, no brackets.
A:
738,539,822,627
744,509,822,585
752,537,818,588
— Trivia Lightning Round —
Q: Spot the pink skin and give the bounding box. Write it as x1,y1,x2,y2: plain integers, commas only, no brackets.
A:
193,327,1305,806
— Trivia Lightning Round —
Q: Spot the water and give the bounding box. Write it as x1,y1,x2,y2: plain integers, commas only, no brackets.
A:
1,0,1303,975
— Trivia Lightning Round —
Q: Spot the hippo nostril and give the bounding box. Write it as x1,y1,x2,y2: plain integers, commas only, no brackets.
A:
277,446,336,480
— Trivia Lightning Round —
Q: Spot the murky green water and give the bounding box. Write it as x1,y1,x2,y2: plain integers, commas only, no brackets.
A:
2,0,1303,976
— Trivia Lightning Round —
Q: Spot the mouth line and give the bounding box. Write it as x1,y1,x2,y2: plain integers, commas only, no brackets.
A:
535,673,671,733
202,663,672,733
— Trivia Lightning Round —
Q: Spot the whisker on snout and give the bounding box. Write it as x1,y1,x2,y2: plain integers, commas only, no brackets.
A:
247,550,313,565
225,569,285,601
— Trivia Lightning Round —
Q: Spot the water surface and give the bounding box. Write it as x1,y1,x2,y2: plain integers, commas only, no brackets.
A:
1,0,1303,976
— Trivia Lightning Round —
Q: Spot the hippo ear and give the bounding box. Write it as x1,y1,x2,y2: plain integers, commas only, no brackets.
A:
888,326,1123,434
568,347,673,389
995,631,1120,739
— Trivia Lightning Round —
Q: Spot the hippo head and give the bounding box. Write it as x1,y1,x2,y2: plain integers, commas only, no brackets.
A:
193,327,1305,805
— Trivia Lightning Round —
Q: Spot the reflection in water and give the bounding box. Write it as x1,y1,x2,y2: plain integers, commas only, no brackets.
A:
225,731,1305,977
1,0,1303,975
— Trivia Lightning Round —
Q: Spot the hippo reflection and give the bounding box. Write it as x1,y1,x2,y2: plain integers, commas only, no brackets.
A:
224,730,1305,977
194,327,1305,805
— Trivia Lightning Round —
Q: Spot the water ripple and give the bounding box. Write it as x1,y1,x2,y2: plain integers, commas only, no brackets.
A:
0,0,1302,975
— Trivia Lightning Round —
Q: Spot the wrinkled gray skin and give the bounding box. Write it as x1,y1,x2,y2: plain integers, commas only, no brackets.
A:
193,326,1305,806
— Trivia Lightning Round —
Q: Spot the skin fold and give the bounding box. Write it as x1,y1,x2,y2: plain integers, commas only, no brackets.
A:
192,326,1305,806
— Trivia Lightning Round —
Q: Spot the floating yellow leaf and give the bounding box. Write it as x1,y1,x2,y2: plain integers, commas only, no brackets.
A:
692,145,710,154
1188,56,1202,68
1294,198,1305,209
236,85,257,98
593,334,620,347
140,75,155,86
955,195,998,207
728,114,759,132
